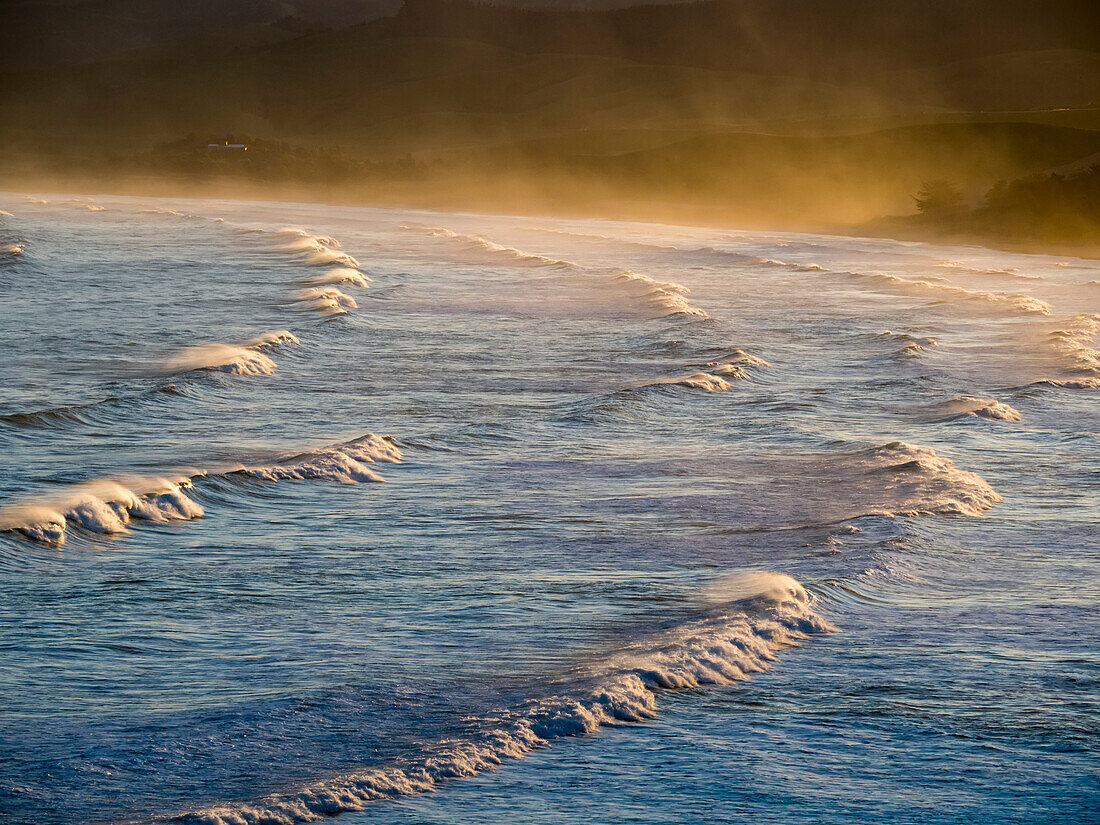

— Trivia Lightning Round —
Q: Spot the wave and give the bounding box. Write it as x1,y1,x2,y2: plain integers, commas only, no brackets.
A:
418,226,575,269
276,228,361,267
934,260,1041,281
237,433,403,484
843,270,1052,315
293,286,358,314
140,207,223,222
1028,377,1100,390
161,330,298,376
1,242,24,256
1045,314,1100,378
930,396,1022,423
610,270,708,318
0,385,188,430
655,371,735,391
643,352,766,392
0,209,14,217
0,434,402,545
0,475,204,545
167,572,834,825
305,268,372,288
850,441,1001,517
413,226,708,318
875,330,938,359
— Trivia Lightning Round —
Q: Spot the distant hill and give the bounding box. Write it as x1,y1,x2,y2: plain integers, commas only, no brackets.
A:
2,0,1099,227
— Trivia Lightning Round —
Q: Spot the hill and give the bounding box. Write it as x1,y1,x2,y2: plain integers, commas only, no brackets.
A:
2,0,1099,229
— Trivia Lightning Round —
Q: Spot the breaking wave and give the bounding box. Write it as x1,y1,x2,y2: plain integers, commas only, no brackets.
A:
0,435,402,545
1045,314,1100,378
306,268,372,288
1,242,24,257
412,226,708,318
644,353,767,392
842,270,1052,315
271,228,361,267
160,329,299,376
849,441,1001,518
934,260,1041,281
931,397,1022,423
610,270,708,318
167,573,833,825
237,433,403,484
418,226,575,269
875,331,938,359
293,286,358,315
0,476,203,545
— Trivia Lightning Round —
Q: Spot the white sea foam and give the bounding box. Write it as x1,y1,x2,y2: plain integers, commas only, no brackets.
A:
276,228,360,267
934,260,1040,281
1,242,24,256
711,349,770,368
306,268,372,287
662,371,733,391
0,476,203,545
162,343,279,376
1,435,402,544
294,286,358,314
610,270,708,318
877,330,938,358
422,226,575,269
417,226,709,317
934,397,1022,422
170,573,833,825
853,441,1001,517
240,434,402,484
851,271,1052,315
243,330,300,349
1045,314,1100,377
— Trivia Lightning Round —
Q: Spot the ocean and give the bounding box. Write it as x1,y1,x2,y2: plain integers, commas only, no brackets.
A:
0,192,1096,824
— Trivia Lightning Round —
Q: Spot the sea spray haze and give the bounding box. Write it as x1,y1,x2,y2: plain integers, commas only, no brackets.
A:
0,194,1097,825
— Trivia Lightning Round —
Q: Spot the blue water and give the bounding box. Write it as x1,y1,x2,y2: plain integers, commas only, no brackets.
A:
0,193,1096,825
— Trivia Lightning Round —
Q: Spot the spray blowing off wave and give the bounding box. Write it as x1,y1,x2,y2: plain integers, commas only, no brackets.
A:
636,350,769,393
929,397,1022,422
611,270,708,318
160,331,298,376
273,227,360,267
934,260,1042,281
835,269,1052,315
0,435,402,545
410,226,709,318
875,331,938,359
293,287,358,315
306,268,371,288
0,476,204,545
854,441,1001,518
168,573,833,825
1045,314,1100,377
238,433,403,484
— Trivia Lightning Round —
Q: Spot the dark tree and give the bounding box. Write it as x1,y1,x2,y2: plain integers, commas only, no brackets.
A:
914,180,964,216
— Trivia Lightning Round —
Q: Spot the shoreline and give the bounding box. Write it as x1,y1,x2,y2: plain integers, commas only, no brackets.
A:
3,174,1097,262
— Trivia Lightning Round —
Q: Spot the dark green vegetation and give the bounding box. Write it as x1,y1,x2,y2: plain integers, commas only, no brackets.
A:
871,165,1100,249
3,0,1099,238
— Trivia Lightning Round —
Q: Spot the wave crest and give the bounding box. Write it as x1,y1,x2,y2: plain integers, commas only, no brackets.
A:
170,573,832,825
239,434,403,484
0,476,203,545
